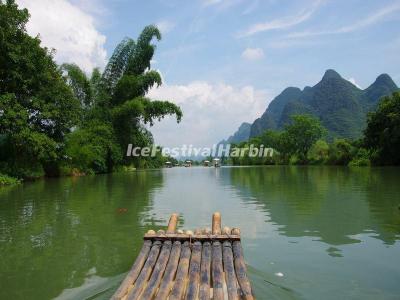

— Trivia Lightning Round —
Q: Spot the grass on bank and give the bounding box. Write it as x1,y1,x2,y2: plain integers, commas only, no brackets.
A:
0,173,21,186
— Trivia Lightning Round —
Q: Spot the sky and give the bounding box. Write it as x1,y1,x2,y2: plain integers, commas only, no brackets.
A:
17,0,400,148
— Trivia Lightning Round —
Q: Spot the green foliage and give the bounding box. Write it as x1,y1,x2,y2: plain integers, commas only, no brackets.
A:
61,63,92,108
0,173,21,185
62,25,182,172
282,115,327,163
328,139,355,165
230,113,378,167
348,148,371,167
259,130,281,148
101,37,135,94
0,1,80,178
248,70,398,140
65,122,122,174
308,140,329,164
229,115,326,166
231,89,400,168
0,1,182,179
364,91,400,165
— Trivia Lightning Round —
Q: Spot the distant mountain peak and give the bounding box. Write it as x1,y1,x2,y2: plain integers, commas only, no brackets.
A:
281,86,302,94
373,73,396,87
221,70,398,144
220,122,251,144
238,122,251,129
364,73,398,103
322,69,342,81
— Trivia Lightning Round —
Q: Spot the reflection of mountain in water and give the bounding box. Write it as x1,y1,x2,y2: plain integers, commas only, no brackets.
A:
0,172,164,300
229,167,400,246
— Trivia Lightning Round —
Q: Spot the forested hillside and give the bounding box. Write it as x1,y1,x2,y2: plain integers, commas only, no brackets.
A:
249,69,398,139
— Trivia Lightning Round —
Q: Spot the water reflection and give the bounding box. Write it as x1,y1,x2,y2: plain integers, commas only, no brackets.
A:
227,166,400,299
229,166,400,246
0,171,165,300
0,167,399,300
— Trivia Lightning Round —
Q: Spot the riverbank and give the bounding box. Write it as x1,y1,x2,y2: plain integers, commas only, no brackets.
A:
0,173,21,186
0,165,139,188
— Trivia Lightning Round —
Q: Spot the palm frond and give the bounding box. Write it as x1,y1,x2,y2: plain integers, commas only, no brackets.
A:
125,25,161,76
101,37,135,94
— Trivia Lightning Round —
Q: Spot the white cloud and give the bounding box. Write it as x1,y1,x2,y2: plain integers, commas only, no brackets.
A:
348,78,362,89
155,20,176,34
147,82,271,148
17,0,107,73
242,0,259,15
237,0,322,37
69,0,108,17
241,48,264,60
287,2,400,39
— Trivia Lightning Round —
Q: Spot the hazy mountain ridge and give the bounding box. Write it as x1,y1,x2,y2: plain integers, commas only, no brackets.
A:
222,69,398,143
219,122,251,145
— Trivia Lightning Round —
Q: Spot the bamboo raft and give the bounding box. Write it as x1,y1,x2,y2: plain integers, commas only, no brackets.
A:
111,212,254,300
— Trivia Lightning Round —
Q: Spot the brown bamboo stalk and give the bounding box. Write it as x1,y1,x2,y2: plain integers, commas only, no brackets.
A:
154,241,182,300
184,241,202,300
169,241,191,300
212,241,224,300
232,241,253,300
144,233,240,242
222,241,239,300
212,212,222,234
194,228,202,235
126,241,162,300
111,240,152,300
199,241,211,300
167,213,179,234
140,241,172,299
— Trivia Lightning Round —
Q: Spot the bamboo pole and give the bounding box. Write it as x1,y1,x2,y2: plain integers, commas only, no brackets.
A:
144,233,240,242
194,228,202,235
199,241,211,300
212,212,222,235
169,241,191,300
231,228,240,235
211,241,224,300
223,226,231,235
126,241,162,300
223,241,239,300
167,213,179,234
114,213,253,300
140,241,172,299
184,241,202,300
232,241,253,300
111,240,152,300
154,241,182,300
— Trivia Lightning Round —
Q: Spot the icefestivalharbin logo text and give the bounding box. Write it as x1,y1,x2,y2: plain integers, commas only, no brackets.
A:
126,144,274,158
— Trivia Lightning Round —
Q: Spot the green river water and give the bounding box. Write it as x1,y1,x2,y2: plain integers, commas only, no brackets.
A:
0,166,399,299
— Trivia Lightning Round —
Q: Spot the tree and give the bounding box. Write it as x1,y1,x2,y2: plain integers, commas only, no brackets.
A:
62,25,182,171
308,140,329,164
65,121,122,174
259,130,281,149
284,115,327,163
0,0,81,178
61,63,93,109
328,139,354,165
364,91,400,165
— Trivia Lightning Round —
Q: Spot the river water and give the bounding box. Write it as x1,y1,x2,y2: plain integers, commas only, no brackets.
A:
0,166,399,299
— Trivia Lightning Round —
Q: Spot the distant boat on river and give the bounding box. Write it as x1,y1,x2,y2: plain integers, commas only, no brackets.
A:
213,158,221,167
